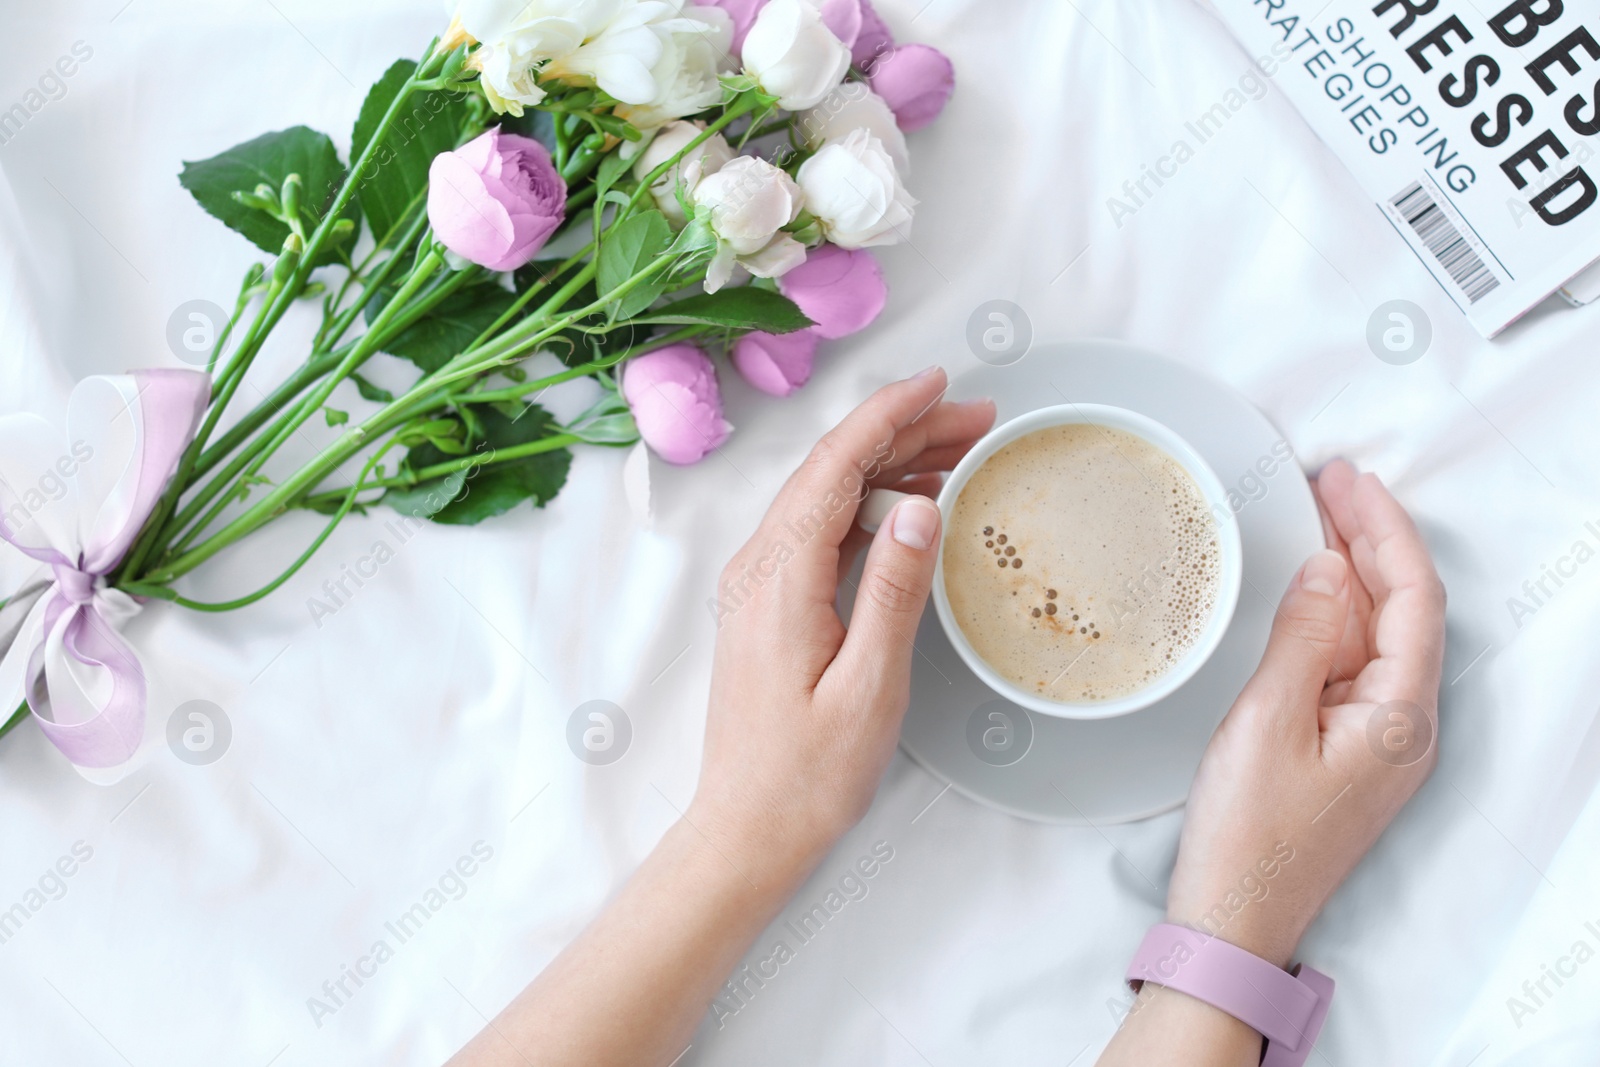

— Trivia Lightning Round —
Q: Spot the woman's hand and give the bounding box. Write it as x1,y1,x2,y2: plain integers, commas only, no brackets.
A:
1165,458,1446,966
691,367,996,881
450,368,994,1067
1099,459,1446,1067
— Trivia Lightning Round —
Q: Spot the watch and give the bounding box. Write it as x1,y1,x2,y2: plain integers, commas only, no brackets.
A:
1125,923,1335,1067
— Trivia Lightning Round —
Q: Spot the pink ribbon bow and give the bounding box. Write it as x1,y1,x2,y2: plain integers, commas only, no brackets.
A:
0,370,209,768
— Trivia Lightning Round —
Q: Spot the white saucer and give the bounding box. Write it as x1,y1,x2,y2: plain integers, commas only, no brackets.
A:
894,341,1323,824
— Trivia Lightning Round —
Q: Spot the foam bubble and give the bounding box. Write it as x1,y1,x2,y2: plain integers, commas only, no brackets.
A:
942,423,1223,702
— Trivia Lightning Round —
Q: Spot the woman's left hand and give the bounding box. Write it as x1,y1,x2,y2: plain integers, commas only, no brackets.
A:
692,366,996,879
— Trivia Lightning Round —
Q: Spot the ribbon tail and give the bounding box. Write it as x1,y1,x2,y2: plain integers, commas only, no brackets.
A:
35,596,147,768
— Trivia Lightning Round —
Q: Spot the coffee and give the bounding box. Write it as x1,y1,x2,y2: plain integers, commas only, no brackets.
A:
942,423,1222,702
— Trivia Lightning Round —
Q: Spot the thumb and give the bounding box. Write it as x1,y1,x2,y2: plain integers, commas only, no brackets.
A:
832,495,942,702
1238,549,1351,721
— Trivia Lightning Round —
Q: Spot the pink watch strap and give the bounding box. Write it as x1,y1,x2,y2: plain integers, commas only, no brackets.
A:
1125,923,1335,1067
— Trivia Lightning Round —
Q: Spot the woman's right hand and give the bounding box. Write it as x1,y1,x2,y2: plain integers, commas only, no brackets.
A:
1099,460,1446,1067
1165,458,1447,967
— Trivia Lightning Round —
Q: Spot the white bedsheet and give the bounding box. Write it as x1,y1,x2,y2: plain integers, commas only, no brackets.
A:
3,1,1599,1064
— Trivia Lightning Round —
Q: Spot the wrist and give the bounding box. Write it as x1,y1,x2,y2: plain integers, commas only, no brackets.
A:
683,790,837,892
1162,908,1308,971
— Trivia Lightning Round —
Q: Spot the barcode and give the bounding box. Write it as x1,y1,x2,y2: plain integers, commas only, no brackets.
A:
1391,182,1500,304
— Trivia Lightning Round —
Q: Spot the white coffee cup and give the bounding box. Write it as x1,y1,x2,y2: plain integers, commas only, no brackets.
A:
860,403,1243,720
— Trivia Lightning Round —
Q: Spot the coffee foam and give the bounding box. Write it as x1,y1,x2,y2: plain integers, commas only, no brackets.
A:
942,423,1222,702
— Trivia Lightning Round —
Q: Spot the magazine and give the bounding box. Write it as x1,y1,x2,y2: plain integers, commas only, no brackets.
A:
1208,0,1600,337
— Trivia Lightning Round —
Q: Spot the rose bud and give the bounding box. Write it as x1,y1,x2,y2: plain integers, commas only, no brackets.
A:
812,0,863,53
691,155,808,292
427,127,566,271
621,344,733,465
796,128,916,249
732,329,821,397
869,43,954,132
698,0,766,53
799,85,908,176
742,0,851,111
852,0,894,68
776,243,887,339
632,120,735,226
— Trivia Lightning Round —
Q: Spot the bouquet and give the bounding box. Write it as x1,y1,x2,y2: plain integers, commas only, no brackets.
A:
0,0,954,769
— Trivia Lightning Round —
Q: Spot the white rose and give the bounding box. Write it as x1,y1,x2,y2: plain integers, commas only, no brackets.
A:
615,5,737,130
796,128,916,249
798,83,909,176
691,155,807,292
459,0,611,114
464,0,723,114
632,120,735,225
741,0,851,111
544,0,685,105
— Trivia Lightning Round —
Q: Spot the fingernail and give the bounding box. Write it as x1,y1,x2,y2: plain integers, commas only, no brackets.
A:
891,496,940,550
912,365,943,379
957,396,994,408
1300,549,1346,596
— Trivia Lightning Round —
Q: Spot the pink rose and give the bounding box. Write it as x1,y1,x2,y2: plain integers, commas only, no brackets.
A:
732,329,821,397
702,0,863,55
815,0,864,51
777,243,887,339
852,0,894,68
868,44,954,132
427,127,566,271
622,344,733,464
697,0,765,52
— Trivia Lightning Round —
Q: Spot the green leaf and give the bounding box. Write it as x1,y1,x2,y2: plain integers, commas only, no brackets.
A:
351,61,473,248
566,388,639,447
636,287,812,333
598,209,671,308
384,405,572,524
615,278,668,320
324,407,349,427
490,400,526,420
351,373,394,403
368,279,520,373
595,148,633,204
306,495,367,517
179,126,358,264
590,112,642,141
498,107,558,154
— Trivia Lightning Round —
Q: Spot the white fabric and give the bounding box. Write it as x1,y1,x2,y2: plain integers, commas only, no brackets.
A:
1,1,1598,1064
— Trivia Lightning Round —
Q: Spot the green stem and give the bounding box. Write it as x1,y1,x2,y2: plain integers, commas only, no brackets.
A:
465,260,600,369
453,325,706,405
188,207,434,485
159,250,444,558
115,274,286,582
745,116,796,142
129,446,396,612
620,102,752,223
193,355,338,479
734,104,777,151
311,203,425,352
140,255,665,585
553,111,571,172
561,145,603,185
298,434,580,509
465,241,594,353
0,701,27,743
206,278,256,375
115,50,443,587
158,251,467,560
